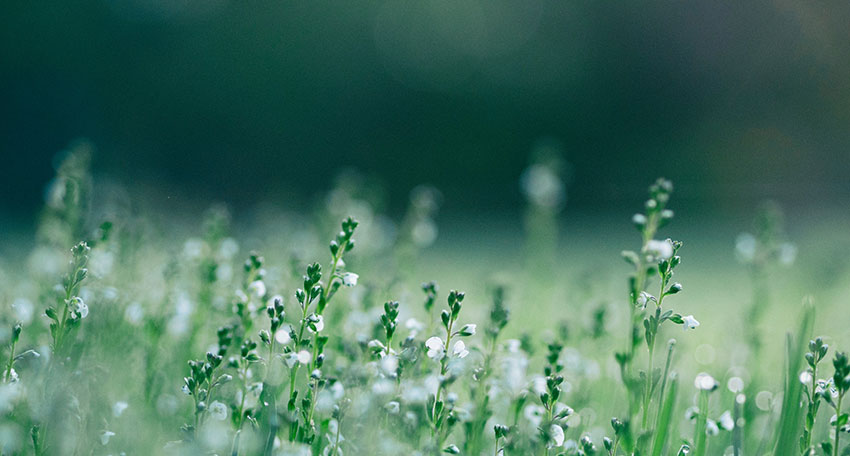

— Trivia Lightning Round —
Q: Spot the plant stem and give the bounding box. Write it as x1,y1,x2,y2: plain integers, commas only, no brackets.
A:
835,392,843,456
694,390,709,456
4,339,16,383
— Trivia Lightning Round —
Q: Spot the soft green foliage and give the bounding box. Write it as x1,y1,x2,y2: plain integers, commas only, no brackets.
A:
3,149,850,455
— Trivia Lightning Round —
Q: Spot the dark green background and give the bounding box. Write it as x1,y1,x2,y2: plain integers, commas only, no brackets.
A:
3,1,849,218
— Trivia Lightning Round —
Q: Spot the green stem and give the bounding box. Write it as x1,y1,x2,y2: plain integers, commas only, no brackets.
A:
4,339,16,382
835,392,843,456
432,319,454,443
330,417,342,455
694,390,709,456
804,364,817,452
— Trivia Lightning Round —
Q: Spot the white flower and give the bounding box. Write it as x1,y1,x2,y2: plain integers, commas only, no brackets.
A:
274,328,292,344
297,350,312,365
531,375,548,395
4,368,18,383
520,164,565,208
682,315,700,331
100,430,115,445
779,242,797,266
735,233,756,262
523,404,545,427
12,298,34,324
452,340,469,358
425,337,445,360
799,370,813,385
706,419,719,436
506,339,522,353
425,338,468,360
549,424,565,447
458,324,476,336
283,352,299,368
405,318,424,336
113,401,129,417
248,280,267,298
181,385,191,395
727,377,744,393
646,239,674,260
384,401,400,414
330,381,344,401
342,272,359,287
695,373,718,391
308,315,324,333
71,297,88,319
208,401,227,420
636,291,653,309
380,355,399,375
718,410,734,430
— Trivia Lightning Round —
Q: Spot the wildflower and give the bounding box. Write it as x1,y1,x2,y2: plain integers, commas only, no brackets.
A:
308,315,324,333
283,352,299,368
458,324,476,336
727,377,744,393
646,239,674,260
735,233,756,262
452,340,469,358
799,370,813,384
113,401,129,417
384,401,400,414
342,272,359,287
779,242,797,266
100,430,115,445
718,410,734,430
520,163,565,208
636,291,653,309
550,424,565,447
297,350,312,365
208,401,227,420
181,385,191,395
523,404,545,427
706,419,719,436
405,318,424,336
380,355,398,374
248,280,267,298
682,315,700,331
695,373,718,391
425,337,444,359
70,296,88,319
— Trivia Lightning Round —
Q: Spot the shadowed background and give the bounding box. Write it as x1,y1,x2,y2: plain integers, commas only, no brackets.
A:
2,0,850,222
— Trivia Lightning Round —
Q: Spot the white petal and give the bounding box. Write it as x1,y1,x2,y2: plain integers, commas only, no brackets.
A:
297,350,312,365
550,424,565,447
425,337,444,351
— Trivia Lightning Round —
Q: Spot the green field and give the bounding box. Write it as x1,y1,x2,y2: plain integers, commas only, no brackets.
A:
2,147,850,456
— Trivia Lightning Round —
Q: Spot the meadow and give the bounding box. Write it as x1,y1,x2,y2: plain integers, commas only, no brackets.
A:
2,143,850,456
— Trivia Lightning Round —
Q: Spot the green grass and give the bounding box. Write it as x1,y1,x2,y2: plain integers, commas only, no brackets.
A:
2,147,850,455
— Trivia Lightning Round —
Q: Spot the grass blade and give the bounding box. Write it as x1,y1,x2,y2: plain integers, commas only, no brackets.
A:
650,374,678,456
773,300,815,456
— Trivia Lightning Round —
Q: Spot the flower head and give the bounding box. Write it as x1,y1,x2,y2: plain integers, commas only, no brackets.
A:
646,239,674,260
425,337,444,360
100,430,115,445
208,401,227,420
695,372,718,391
452,340,469,358
248,280,266,298
70,296,88,319
549,424,565,448
342,272,359,287
682,315,700,331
